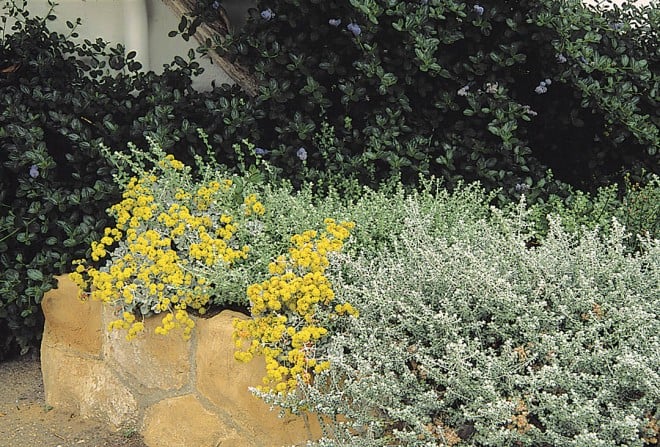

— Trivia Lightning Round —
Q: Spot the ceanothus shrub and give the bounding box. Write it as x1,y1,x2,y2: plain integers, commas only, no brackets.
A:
189,0,658,201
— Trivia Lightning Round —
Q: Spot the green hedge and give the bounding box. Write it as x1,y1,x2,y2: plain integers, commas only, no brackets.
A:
181,0,659,199
0,0,246,357
1,0,658,359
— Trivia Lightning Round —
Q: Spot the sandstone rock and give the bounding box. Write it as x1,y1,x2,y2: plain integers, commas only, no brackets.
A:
41,346,138,428
195,311,320,445
102,305,191,393
41,274,103,356
142,394,246,447
41,277,321,446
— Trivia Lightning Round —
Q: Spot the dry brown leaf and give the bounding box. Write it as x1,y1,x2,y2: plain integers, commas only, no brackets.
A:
0,63,20,73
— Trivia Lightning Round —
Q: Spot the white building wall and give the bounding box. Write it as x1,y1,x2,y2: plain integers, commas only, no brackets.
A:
16,0,256,89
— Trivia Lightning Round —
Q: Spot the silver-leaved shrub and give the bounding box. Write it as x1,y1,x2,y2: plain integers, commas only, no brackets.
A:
257,189,659,446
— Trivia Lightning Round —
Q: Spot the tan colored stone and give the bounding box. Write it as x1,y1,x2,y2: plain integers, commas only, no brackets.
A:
41,345,138,428
195,311,320,446
102,306,191,392
41,274,103,356
142,394,246,447
40,280,322,446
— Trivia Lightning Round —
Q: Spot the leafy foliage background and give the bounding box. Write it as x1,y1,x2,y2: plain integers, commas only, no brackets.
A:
1,0,658,359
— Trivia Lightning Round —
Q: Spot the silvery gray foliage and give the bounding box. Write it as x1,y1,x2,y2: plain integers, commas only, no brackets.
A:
258,192,659,446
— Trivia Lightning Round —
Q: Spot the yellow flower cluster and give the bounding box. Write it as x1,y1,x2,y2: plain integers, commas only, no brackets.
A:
159,153,185,171
105,311,146,341
71,154,262,341
244,193,266,217
233,219,358,394
194,179,232,211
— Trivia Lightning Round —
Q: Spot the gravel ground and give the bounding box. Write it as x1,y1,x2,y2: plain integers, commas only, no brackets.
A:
0,354,148,447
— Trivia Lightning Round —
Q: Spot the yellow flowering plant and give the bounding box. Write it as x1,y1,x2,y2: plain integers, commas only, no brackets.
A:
70,139,266,340
233,218,358,395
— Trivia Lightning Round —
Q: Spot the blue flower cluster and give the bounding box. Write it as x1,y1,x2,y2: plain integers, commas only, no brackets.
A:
328,18,341,27
473,4,485,16
29,165,39,178
515,183,530,193
347,23,362,37
296,147,308,161
261,8,274,21
457,85,470,96
522,105,538,117
485,82,498,94
534,78,552,94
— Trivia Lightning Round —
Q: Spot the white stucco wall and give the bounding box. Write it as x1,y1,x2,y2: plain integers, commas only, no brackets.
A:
18,0,256,89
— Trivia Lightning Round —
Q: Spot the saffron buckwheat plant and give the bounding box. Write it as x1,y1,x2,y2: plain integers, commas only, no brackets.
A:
233,218,358,394
70,142,265,340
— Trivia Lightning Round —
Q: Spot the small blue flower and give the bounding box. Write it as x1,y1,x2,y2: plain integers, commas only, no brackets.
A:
255,147,268,156
515,183,530,193
535,79,551,94
29,165,39,178
457,85,470,96
473,4,485,16
260,8,274,21
485,82,498,94
556,53,567,64
347,23,362,37
328,18,341,27
296,147,308,161
612,22,624,31
211,0,220,10
522,105,538,117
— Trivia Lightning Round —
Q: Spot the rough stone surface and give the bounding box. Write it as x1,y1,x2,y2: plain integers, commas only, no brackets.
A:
195,312,320,445
41,346,138,428
41,274,103,356
41,275,320,447
102,306,191,392
142,395,243,447
195,312,265,414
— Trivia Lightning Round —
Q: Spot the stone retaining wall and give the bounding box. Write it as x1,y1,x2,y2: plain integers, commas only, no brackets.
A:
40,275,320,447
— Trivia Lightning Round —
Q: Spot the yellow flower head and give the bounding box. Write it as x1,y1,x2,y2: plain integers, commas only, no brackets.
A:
233,220,357,394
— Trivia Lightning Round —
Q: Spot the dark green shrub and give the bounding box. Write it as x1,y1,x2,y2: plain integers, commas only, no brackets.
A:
0,0,114,358
185,0,658,200
2,0,658,358
0,0,259,358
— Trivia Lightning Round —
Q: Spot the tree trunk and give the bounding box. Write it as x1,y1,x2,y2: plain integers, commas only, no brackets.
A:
160,0,258,96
